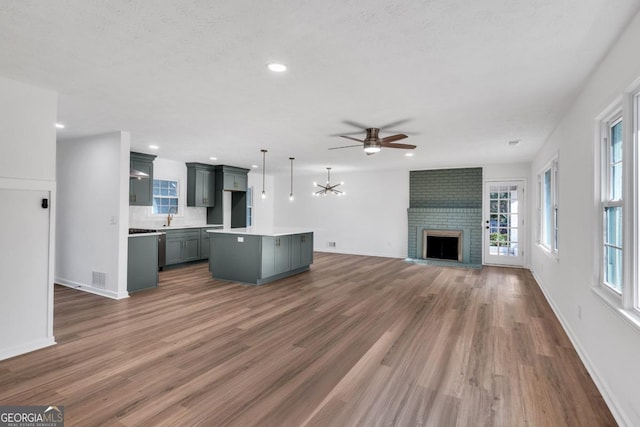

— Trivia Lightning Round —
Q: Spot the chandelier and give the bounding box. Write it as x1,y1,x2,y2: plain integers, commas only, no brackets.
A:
313,167,345,196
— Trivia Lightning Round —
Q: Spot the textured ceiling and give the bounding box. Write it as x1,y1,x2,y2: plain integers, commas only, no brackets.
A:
1,0,639,174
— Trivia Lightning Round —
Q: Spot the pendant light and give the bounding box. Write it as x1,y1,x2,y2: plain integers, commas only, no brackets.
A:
289,157,295,201
260,149,267,199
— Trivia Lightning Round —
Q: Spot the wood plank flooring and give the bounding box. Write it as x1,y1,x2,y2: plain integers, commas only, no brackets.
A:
0,253,615,426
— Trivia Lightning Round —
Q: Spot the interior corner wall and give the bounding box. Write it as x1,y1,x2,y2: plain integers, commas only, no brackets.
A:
248,171,274,229
56,132,130,299
529,10,640,427
273,169,409,258
0,75,57,360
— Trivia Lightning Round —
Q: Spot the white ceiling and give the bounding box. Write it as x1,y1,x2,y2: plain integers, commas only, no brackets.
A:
1,1,639,174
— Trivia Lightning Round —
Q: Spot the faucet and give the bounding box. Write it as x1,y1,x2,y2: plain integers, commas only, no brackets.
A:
166,207,176,226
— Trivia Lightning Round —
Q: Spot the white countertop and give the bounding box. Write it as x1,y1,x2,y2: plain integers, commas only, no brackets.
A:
128,231,164,238
129,223,223,231
206,227,313,237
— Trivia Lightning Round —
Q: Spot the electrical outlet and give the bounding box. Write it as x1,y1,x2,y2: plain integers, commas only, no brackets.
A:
327,241,336,248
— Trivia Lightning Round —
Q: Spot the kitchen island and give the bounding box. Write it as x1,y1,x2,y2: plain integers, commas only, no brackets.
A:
207,228,313,285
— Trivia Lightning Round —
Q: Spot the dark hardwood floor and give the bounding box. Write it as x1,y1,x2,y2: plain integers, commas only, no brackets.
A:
0,253,615,426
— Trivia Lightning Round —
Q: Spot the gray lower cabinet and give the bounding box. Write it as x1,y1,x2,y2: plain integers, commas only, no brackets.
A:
290,233,314,269
261,236,291,278
127,235,158,292
165,229,200,265
200,226,222,260
209,232,313,285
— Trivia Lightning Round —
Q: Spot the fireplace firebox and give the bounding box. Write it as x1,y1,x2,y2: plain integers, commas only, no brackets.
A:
422,229,462,262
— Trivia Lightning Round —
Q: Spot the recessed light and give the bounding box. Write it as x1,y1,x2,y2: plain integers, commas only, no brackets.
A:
149,145,159,150
210,157,217,161
267,63,287,72
55,123,65,129
405,152,414,157
252,164,259,168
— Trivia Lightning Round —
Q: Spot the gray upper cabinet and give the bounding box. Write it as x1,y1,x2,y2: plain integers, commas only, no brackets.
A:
207,165,250,227
129,152,156,206
186,163,215,207
223,171,248,191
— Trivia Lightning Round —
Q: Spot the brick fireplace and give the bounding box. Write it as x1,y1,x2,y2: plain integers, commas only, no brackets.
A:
407,168,482,266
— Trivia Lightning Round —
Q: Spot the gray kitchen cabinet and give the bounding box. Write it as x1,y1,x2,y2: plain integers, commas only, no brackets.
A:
290,232,314,269
223,171,248,191
186,163,215,207
200,226,222,260
165,229,201,265
207,165,250,227
261,236,291,278
209,230,313,285
129,152,156,206
127,235,158,292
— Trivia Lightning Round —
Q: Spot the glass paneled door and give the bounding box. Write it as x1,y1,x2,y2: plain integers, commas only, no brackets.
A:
484,181,525,266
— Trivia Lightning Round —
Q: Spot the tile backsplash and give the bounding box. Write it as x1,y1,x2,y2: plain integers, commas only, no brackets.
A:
129,205,208,228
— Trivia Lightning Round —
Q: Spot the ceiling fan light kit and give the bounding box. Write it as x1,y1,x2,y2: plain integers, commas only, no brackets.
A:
329,126,416,155
314,167,345,197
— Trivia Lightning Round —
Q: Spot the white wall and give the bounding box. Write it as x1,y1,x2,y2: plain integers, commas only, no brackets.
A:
129,157,207,228
56,132,130,299
483,162,530,180
274,169,409,258
530,10,640,427
0,76,57,360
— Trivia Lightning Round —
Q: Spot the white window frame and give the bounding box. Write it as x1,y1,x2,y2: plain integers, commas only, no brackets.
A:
600,112,624,295
246,186,254,227
592,83,640,330
151,178,181,216
538,156,559,258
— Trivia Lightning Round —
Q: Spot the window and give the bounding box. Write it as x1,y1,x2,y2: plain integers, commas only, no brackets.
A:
593,81,640,328
246,186,253,227
539,158,558,255
602,116,623,293
152,179,179,215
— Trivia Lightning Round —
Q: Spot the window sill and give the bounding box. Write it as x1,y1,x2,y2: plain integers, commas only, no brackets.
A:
538,244,559,262
592,285,640,336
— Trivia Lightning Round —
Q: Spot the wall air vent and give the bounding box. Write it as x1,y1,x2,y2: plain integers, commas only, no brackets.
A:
92,271,106,289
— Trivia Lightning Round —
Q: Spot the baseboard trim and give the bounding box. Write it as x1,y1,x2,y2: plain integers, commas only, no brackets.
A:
0,337,56,362
55,278,129,300
529,268,631,427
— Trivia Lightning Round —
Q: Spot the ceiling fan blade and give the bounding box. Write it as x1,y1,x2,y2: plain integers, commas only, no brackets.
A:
380,142,416,150
329,130,364,136
380,134,408,144
342,120,371,130
328,144,362,150
378,119,411,130
339,135,365,143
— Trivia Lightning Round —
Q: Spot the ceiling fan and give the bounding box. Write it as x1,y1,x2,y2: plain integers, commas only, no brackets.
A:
329,121,416,154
